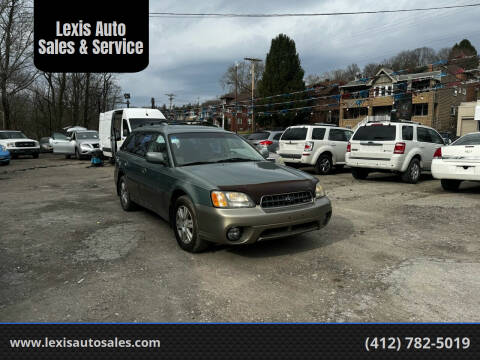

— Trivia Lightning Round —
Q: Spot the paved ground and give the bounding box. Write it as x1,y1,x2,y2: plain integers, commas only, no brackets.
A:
1,153,479,322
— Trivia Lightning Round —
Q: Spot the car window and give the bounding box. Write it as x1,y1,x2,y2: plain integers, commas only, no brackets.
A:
453,133,480,145
76,131,98,140
281,127,308,141
312,128,326,140
402,126,413,141
147,134,167,153
52,132,67,140
416,127,431,143
133,132,154,157
273,133,282,140
352,125,396,141
345,131,353,141
329,128,349,142
428,129,444,144
247,132,269,140
122,119,130,137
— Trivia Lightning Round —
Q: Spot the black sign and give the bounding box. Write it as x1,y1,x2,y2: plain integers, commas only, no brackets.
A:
33,0,149,73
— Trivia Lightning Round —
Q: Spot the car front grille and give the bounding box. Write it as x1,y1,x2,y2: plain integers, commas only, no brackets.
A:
261,191,313,208
15,141,36,147
92,143,100,148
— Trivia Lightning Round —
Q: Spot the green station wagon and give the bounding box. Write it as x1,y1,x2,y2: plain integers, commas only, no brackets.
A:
114,124,332,252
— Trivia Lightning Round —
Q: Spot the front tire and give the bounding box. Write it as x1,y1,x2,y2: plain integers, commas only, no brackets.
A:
351,167,369,180
32,153,39,159
441,179,462,191
401,158,421,184
315,154,333,175
118,176,137,211
173,196,208,253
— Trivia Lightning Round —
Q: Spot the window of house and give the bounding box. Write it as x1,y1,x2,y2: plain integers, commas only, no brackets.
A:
413,103,428,116
344,107,368,119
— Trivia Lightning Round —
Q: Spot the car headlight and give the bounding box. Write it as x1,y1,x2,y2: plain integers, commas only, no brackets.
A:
0,145,5,151
315,183,326,199
211,191,255,208
80,143,92,149
7,142,15,148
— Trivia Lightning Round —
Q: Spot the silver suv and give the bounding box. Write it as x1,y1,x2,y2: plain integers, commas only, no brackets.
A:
278,124,353,175
346,120,446,183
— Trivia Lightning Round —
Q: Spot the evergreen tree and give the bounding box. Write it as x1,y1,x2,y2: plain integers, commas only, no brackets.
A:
449,39,478,70
257,34,306,127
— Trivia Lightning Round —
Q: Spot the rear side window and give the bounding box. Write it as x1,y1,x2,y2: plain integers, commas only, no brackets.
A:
329,129,349,142
352,125,396,141
248,132,269,140
281,128,308,141
273,133,282,140
428,129,444,144
312,128,326,140
402,126,413,141
417,128,431,143
453,133,480,145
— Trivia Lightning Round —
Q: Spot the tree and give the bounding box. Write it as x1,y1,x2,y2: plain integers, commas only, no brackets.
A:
257,34,305,127
0,0,37,129
220,61,264,94
449,39,478,70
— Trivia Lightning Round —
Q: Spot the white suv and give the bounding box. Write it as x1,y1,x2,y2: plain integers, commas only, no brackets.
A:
278,124,353,175
346,120,446,183
0,130,40,159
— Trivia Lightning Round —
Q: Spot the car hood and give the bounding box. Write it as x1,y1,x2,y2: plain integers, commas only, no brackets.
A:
176,161,317,203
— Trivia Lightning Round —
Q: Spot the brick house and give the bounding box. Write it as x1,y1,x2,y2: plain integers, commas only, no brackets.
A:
338,67,469,133
219,92,252,132
310,81,343,125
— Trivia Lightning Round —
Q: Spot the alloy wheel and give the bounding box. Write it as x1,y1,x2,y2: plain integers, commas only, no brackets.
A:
176,206,194,244
120,180,129,206
320,158,331,173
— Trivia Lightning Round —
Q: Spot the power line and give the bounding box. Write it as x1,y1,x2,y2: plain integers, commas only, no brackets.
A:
149,3,480,18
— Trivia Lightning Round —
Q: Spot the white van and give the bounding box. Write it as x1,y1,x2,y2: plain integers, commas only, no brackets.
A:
99,108,166,160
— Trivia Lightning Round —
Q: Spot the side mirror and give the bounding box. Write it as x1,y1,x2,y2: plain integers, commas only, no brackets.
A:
66,137,71,141
146,152,167,166
260,147,269,159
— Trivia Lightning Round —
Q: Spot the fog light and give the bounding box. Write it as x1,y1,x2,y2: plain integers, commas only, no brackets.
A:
227,227,242,241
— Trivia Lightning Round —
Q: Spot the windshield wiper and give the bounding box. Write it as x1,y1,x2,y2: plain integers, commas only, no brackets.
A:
215,158,259,163
181,161,215,167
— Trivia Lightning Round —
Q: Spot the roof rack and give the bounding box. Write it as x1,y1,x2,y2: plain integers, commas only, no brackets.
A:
314,123,338,127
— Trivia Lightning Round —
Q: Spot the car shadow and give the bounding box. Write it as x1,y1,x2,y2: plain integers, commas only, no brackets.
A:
454,182,480,194
209,214,354,258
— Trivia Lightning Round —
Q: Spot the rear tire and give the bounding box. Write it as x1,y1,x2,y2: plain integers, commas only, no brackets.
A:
401,158,421,184
441,179,461,191
315,154,333,175
118,176,137,211
173,196,208,253
351,167,369,180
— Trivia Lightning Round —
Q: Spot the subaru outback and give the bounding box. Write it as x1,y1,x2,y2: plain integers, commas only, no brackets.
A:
114,124,332,252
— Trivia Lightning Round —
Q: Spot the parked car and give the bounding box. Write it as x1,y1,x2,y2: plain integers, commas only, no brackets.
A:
0,130,40,159
432,132,480,191
115,124,332,253
0,144,11,165
39,137,53,152
247,130,284,153
52,130,100,159
346,120,446,183
278,124,353,175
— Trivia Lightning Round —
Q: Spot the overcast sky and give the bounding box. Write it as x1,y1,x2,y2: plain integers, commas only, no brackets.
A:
118,0,480,107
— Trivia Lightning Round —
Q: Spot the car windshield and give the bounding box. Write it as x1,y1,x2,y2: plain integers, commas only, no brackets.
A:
281,127,308,141
353,125,396,141
169,132,264,167
247,132,269,140
76,131,98,140
452,133,480,146
0,131,27,139
130,118,165,129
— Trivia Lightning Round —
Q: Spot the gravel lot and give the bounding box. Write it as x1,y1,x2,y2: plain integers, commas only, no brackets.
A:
1,153,479,322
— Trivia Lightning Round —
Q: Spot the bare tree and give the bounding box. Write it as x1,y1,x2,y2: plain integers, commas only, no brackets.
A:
220,60,264,94
0,0,37,129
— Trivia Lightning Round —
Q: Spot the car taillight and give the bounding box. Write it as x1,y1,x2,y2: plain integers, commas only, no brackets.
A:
259,140,273,146
433,147,442,159
347,142,351,153
304,141,314,152
394,142,406,154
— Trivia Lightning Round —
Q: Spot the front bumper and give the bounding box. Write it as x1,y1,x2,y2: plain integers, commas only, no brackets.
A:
0,153,10,162
196,196,332,245
79,146,101,156
7,147,39,155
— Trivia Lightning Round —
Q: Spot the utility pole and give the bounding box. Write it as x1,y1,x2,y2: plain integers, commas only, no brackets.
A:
235,62,238,133
244,57,262,132
165,93,176,120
